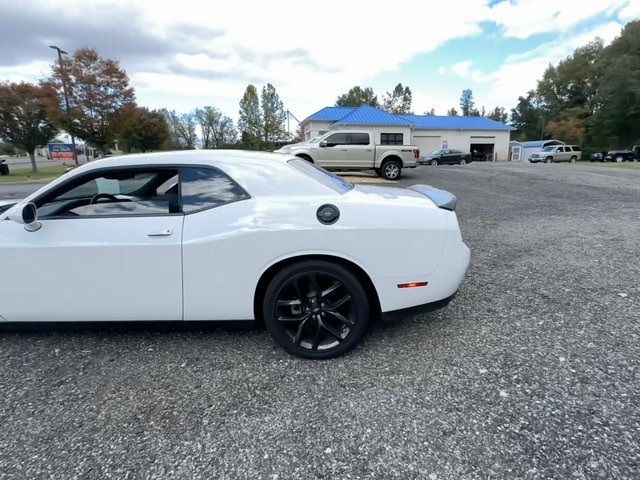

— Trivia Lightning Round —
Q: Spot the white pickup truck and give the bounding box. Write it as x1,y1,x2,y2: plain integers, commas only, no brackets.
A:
275,130,420,180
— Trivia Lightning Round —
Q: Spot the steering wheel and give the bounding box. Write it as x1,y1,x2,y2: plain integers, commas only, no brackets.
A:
90,193,119,204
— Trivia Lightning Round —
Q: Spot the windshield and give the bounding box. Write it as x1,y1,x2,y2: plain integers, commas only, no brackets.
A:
430,149,445,155
541,146,555,152
288,158,354,193
309,137,321,143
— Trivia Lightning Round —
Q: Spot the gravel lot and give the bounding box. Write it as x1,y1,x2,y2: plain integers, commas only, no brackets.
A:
1,162,639,479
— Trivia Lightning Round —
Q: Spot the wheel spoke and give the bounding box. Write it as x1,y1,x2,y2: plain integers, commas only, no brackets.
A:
326,310,354,327
277,299,301,307
294,316,312,344
324,294,351,311
320,281,341,299
320,320,345,342
308,274,321,297
278,312,311,323
311,315,322,350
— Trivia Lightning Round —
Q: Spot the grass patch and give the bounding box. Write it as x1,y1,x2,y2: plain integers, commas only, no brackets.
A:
0,165,69,183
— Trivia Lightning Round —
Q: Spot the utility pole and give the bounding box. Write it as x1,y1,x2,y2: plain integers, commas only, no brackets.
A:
50,45,78,165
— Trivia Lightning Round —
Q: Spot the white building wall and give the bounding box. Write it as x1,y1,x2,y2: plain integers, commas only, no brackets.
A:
414,128,511,161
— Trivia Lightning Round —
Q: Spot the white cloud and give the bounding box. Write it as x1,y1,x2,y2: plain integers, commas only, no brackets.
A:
619,0,640,21
489,0,629,39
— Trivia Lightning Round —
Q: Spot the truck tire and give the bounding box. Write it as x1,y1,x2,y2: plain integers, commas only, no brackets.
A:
545,157,553,164
615,156,623,163
570,156,577,163
381,160,401,180
297,154,313,163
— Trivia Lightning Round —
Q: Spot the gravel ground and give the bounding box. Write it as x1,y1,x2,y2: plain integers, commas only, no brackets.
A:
1,162,639,479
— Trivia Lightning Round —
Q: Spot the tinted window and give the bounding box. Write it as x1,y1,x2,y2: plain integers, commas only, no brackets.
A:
349,133,370,145
324,133,347,147
37,168,179,218
288,158,353,193
180,167,249,213
572,146,581,151
381,133,403,145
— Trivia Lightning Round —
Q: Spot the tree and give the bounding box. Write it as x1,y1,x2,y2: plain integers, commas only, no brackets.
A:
211,115,237,148
488,107,508,123
335,86,379,107
423,108,436,115
261,83,287,146
510,90,547,140
459,89,475,116
238,84,262,149
382,83,413,114
0,82,58,172
46,48,135,152
545,113,586,145
447,107,459,116
160,109,197,149
118,106,169,153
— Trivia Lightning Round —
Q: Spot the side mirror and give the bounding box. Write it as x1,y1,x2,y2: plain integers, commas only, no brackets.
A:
319,140,327,148
9,203,42,232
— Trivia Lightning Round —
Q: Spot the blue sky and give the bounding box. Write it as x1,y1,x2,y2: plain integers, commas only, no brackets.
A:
0,0,638,132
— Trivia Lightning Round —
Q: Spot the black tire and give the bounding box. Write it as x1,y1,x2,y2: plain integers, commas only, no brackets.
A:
615,156,623,163
570,156,577,163
430,159,438,166
545,157,553,164
297,154,313,163
381,160,401,180
459,158,466,165
263,261,370,359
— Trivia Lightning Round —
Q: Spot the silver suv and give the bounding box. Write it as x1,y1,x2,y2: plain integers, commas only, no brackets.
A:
529,145,581,163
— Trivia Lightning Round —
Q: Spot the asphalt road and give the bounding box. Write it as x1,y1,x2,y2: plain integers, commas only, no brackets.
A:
1,162,639,479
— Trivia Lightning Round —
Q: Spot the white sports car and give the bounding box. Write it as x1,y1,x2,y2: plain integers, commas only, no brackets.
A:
0,150,470,359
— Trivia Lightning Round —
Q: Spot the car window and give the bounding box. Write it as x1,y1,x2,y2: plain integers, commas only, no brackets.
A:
180,167,249,213
36,168,180,218
572,146,581,151
349,133,370,145
288,158,354,193
324,133,348,147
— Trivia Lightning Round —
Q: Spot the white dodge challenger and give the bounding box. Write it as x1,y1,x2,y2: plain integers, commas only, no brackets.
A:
0,150,470,359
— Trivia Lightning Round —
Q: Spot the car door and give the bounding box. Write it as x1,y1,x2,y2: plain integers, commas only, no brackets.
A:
317,132,348,167
0,166,184,322
343,133,374,169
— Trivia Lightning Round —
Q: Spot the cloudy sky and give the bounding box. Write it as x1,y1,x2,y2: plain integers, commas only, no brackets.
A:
1,0,638,132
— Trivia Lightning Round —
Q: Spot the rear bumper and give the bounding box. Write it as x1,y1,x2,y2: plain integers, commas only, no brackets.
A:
382,292,457,321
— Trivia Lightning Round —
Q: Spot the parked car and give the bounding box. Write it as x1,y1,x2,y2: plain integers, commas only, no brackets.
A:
0,150,470,359
603,148,639,162
275,130,420,181
529,145,581,163
419,149,472,166
589,151,607,162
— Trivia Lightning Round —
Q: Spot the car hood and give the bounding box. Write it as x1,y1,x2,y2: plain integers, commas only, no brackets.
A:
276,142,315,153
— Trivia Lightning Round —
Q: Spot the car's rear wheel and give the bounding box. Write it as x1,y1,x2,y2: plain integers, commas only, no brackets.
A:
459,158,466,165
263,261,370,359
430,159,438,166
570,156,577,163
545,157,553,164
615,156,623,163
381,160,401,180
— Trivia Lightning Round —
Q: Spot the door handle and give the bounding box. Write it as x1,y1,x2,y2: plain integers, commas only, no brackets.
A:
147,229,173,237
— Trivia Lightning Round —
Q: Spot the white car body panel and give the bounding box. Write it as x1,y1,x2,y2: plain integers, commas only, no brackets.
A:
0,150,469,324
1,215,184,321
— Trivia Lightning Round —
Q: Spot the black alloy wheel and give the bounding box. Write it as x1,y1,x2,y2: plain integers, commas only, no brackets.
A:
263,261,370,359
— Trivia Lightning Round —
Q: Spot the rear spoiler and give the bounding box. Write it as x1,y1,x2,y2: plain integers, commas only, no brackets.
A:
408,184,457,211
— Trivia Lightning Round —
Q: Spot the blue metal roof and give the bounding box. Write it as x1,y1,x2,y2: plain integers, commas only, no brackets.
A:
517,140,564,148
305,106,511,130
337,105,413,125
399,114,512,130
306,106,356,121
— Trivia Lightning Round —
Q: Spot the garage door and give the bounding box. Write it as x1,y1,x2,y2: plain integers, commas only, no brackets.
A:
413,135,441,155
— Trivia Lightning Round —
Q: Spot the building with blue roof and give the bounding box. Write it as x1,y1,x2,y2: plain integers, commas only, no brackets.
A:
301,105,513,161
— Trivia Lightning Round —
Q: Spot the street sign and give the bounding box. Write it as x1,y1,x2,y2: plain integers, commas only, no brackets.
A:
48,143,75,161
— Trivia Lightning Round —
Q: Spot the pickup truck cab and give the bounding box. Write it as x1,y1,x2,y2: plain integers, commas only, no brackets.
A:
276,130,419,180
